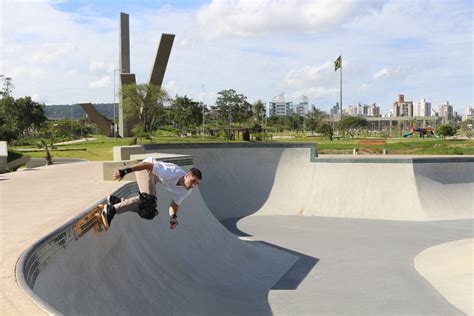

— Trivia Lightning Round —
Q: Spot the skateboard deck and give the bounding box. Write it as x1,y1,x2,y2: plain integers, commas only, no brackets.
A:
74,204,107,236
97,204,109,231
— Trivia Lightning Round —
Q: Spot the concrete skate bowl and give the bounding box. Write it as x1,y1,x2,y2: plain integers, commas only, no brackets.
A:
144,144,473,221
16,144,474,315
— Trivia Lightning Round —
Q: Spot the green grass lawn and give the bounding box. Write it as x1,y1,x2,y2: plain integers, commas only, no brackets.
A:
9,135,474,161
10,135,233,161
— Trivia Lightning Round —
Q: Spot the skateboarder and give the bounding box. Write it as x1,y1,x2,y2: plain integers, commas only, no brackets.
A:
101,157,202,230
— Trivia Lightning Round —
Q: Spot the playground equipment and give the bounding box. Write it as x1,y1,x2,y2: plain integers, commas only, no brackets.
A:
403,127,438,138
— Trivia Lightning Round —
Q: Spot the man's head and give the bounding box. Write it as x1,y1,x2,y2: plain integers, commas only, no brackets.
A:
183,167,202,190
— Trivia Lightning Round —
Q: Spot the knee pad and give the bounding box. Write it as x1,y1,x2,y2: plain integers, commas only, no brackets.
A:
137,192,158,220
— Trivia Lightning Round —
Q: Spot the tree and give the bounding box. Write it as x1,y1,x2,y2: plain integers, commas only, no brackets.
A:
288,114,304,131
215,89,252,127
252,100,266,124
37,139,56,165
0,75,14,98
436,124,456,138
170,95,203,134
460,120,473,138
122,83,168,133
305,106,326,133
338,116,369,138
316,123,334,141
0,95,47,140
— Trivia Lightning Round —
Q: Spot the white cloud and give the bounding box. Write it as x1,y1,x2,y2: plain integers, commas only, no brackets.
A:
30,44,74,64
283,61,334,87
197,0,385,39
0,0,471,114
288,86,339,102
373,68,389,80
89,76,110,88
359,66,416,92
164,80,177,95
89,61,114,74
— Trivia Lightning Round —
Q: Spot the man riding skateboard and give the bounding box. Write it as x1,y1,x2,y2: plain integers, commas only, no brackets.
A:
101,157,202,230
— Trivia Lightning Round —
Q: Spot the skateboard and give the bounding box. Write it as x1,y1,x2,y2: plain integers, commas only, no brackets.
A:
74,204,108,236
97,204,109,231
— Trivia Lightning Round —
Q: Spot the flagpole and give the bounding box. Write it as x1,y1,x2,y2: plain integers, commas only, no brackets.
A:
340,54,342,121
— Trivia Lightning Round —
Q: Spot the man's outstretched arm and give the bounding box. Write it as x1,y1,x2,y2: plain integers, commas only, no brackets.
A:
169,201,179,229
113,161,153,181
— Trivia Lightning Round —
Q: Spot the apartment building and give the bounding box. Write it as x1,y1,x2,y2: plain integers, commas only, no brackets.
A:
392,94,413,117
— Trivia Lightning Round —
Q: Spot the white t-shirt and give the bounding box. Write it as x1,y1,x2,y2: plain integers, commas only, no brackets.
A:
143,158,192,205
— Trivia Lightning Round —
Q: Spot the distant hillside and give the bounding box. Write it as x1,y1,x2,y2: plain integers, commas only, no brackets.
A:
44,103,119,120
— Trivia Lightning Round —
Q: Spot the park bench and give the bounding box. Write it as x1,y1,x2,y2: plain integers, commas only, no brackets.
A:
354,139,387,155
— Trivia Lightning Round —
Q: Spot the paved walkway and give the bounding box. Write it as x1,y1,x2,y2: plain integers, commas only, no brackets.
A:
0,162,123,315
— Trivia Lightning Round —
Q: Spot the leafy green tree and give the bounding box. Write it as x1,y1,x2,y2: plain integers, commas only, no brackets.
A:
122,83,168,132
288,114,304,131
305,106,326,133
267,115,287,130
460,121,473,138
436,124,456,138
316,123,334,141
215,89,252,127
0,75,14,98
337,116,369,138
170,95,203,134
252,100,266,124
0,95,47,140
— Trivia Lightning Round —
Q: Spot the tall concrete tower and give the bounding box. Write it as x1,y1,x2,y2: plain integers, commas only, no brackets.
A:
117,13,174,137
119,12,131,137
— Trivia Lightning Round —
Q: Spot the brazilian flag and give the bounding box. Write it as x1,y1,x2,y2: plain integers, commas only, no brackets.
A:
334,56,341,71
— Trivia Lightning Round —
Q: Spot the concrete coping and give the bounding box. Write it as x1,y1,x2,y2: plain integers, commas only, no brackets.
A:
130,153,193,164
142,143,474,164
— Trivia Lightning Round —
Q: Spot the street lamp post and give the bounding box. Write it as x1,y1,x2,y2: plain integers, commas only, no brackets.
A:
201,84,205,140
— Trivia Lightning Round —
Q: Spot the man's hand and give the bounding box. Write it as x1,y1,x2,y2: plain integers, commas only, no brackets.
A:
169,214,178,230
113,168,132,181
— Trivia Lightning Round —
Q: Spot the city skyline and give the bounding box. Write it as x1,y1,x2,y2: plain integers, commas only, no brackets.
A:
1,0,472,114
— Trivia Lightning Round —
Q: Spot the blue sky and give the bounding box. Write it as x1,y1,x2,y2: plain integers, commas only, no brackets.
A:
1,0,472,115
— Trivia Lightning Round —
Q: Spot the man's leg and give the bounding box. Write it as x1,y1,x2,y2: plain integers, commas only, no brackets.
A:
113,169,156,214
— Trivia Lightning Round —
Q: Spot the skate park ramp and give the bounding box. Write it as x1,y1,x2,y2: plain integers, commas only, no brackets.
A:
17,144,474,315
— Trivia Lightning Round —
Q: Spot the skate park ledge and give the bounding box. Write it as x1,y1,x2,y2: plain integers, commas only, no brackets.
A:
115,143,474,164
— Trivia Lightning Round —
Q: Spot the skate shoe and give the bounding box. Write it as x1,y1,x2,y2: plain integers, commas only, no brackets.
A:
107,194,122,205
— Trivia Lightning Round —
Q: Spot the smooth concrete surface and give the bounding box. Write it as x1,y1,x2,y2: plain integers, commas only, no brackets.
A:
0,162,124,315
26,158,86,169
0,141,7,172
113,144,144,161
149,33,175,87
5,145,474,315
222,216,472,315
0,141,7,166
32,184,297,315
145,145,474,221
5,156,30,171
118,12,130,137
415,239,474,315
